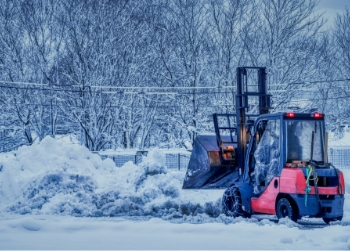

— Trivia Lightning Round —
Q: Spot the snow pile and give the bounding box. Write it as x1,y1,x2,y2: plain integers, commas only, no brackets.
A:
0,136,222,218
1,135,350,224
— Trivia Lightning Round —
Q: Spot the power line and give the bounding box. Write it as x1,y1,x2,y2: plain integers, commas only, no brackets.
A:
0,85,339,95
0,81,47,86
0,77,348,95
90,85,221,89
1,94,349,108
268,78,350,86
0,84,234,94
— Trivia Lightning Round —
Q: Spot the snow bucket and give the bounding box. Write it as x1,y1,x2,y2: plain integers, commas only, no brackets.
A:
182,135,239,189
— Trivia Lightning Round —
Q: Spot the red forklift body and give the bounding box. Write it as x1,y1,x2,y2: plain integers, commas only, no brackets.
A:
251,168,345,218
183,67,345,222
242,112,345,221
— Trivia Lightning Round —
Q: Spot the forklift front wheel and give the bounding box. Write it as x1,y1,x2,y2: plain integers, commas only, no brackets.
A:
222,186,246,218
276,198,298,222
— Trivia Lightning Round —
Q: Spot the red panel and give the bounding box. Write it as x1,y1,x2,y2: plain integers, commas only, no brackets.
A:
279,167,344,195
251,178,279,215
250,168,345,215
280,168,304,193
339,170,345,194
317,187,341,195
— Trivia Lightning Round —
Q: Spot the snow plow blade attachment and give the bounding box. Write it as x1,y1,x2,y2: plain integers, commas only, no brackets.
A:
182,135,239,189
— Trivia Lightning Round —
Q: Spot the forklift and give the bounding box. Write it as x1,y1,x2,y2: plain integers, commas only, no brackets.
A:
183,67,345,223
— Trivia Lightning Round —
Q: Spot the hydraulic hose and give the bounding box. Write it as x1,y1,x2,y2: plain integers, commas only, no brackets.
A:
305,163,320,207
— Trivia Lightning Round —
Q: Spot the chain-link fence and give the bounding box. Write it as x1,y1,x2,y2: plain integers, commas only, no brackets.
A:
165,153,191,170
328,147,350,169
98,150,191,170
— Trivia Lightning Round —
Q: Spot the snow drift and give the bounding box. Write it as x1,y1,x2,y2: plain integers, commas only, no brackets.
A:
1,136,350,225
0,136,222,218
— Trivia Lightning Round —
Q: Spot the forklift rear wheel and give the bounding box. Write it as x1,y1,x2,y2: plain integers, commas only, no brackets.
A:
276,198,298,222
222,186,246,217
322,216,343,224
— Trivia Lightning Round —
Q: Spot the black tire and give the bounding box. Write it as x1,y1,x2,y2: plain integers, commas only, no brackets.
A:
322,216,343,224
276,198,298,222
222,186,245,217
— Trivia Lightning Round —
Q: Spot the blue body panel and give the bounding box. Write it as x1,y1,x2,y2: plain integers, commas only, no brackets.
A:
235,182,254,213
291,194,344,218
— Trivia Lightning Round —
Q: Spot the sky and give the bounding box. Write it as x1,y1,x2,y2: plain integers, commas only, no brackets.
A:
318,0,349,27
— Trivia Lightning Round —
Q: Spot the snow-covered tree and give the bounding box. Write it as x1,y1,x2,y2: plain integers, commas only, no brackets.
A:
242,0,325,111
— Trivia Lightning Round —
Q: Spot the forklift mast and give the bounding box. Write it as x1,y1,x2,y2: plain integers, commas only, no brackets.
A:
183,67,273,189
235,67,271,169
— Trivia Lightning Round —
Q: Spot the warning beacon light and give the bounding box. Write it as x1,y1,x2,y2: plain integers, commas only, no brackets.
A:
313,112,323,118
286,112,295,118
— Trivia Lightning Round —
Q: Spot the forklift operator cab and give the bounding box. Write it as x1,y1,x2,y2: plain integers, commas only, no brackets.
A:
247,112,325,195
242,111,345,223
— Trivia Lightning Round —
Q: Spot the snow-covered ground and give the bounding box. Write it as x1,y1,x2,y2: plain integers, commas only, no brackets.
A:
2,214,350,250
1,136,350,250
